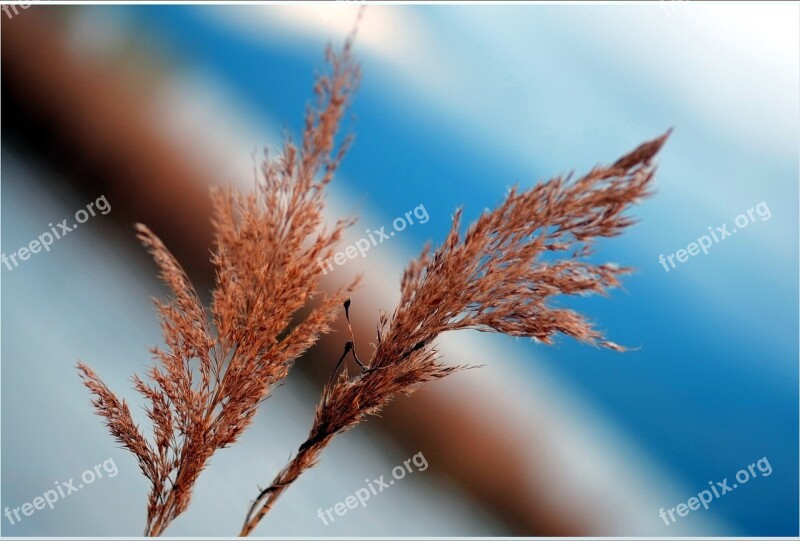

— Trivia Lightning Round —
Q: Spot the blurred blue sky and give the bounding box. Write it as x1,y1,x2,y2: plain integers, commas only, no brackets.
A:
3,3,798,537
111,4,797,534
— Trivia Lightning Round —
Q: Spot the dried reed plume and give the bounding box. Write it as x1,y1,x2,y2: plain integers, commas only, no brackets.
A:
77,41,361,536
240,130,671,536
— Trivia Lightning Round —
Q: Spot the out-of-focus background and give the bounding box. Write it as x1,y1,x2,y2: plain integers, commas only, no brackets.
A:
2,3,798,538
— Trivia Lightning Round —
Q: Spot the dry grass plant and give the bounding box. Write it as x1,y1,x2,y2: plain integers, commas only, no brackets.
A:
76,26,670,537
78,39,361,537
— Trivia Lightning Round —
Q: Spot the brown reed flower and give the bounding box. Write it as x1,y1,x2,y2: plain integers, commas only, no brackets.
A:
239,129,671,536
77,41,361,537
